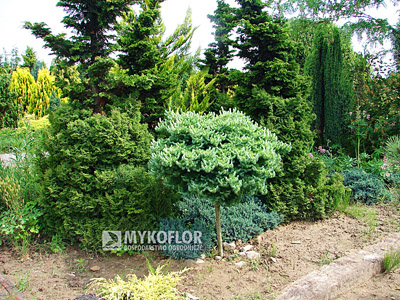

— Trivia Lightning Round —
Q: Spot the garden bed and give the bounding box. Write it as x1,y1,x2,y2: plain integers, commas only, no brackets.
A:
0,202,399,300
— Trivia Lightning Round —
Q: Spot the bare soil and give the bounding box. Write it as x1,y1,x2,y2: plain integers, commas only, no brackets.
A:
0,202,399,300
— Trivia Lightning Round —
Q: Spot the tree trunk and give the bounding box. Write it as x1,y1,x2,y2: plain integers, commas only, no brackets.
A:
215,202,223,257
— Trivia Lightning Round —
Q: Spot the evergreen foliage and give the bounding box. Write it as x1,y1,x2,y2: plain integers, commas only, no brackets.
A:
21,47,38,73
24,0,135,113
149,109,290,255
29,68,57,118
201,0,348,221
305,23,353,146
158,217,214,260
342,167,390,205
36,106,176,250
0,72,18,129
177,196,283,243
9,67,35,117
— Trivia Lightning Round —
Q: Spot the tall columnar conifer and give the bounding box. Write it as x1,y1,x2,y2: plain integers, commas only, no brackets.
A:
305,23,353,146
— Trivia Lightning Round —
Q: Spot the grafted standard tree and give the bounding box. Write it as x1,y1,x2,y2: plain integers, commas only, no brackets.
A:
149,109,290,256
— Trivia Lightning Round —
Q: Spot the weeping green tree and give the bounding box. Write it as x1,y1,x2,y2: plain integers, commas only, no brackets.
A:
149,109,290,256
305,23,353,146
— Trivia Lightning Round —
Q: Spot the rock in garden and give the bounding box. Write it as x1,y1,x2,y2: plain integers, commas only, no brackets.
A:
223,241,236,251
214,256,222,261
195,259,205,264
240,245,254,252
235,261,246,268
200,254,206,259
269,257,277,263
185,293,200,300
89,266,101,272
246,251,260,260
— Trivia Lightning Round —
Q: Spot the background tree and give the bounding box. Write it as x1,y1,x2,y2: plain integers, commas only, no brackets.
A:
149,109,290,256
9,67,35,117
282,0,398,46
29,68,58,118
0,48,20,128
199,0,348,220
24,0,136,113
305,23,354,146
21,46,38,74
0,71,18,129
167,69,216,113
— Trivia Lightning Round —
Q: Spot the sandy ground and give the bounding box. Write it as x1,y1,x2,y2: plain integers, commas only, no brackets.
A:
0,202,399,300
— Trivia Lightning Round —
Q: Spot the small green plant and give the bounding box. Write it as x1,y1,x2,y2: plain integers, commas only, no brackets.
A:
250,258,261,271
46,233,66,254
15,272,30,292
73,258,88,273
383,248,400,272
89,263,186,300
267,243,277,257
318,251,334,265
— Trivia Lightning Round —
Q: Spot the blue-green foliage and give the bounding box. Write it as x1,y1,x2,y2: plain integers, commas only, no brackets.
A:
178,196,283,243
158,217,214,260
158,196,282,259
342,167,390,204
37,105,178,251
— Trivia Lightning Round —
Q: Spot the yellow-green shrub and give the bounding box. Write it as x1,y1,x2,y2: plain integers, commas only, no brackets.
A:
89,266,185,300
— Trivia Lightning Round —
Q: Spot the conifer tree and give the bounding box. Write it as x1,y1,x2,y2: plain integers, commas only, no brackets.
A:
204,0,345,220
305,23,353,146
21,46,38,74
29,68,58,118
24,0,135,113
0,72,18,128
9,67,35,117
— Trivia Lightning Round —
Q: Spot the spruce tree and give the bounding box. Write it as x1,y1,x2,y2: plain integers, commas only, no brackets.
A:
212,0,346,220
114,1,194,128
24,0,135,113
21,46,38,74
305,23,353,146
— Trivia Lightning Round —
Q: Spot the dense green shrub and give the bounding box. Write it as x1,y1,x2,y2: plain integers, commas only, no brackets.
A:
0,72,18,129
37,105,178,250
245,92,349,221
342,167,390,204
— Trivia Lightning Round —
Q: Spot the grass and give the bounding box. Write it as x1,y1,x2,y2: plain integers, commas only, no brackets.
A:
15,272,30,292
0,114,48,153
345,203,379,234
383,248,400,272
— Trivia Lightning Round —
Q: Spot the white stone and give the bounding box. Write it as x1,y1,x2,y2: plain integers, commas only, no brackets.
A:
246,251,261,260
241,245,254,252
223,241,236,251
214,255,222,260
195,259,205,264
186,293,200,300
235,261,247,268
